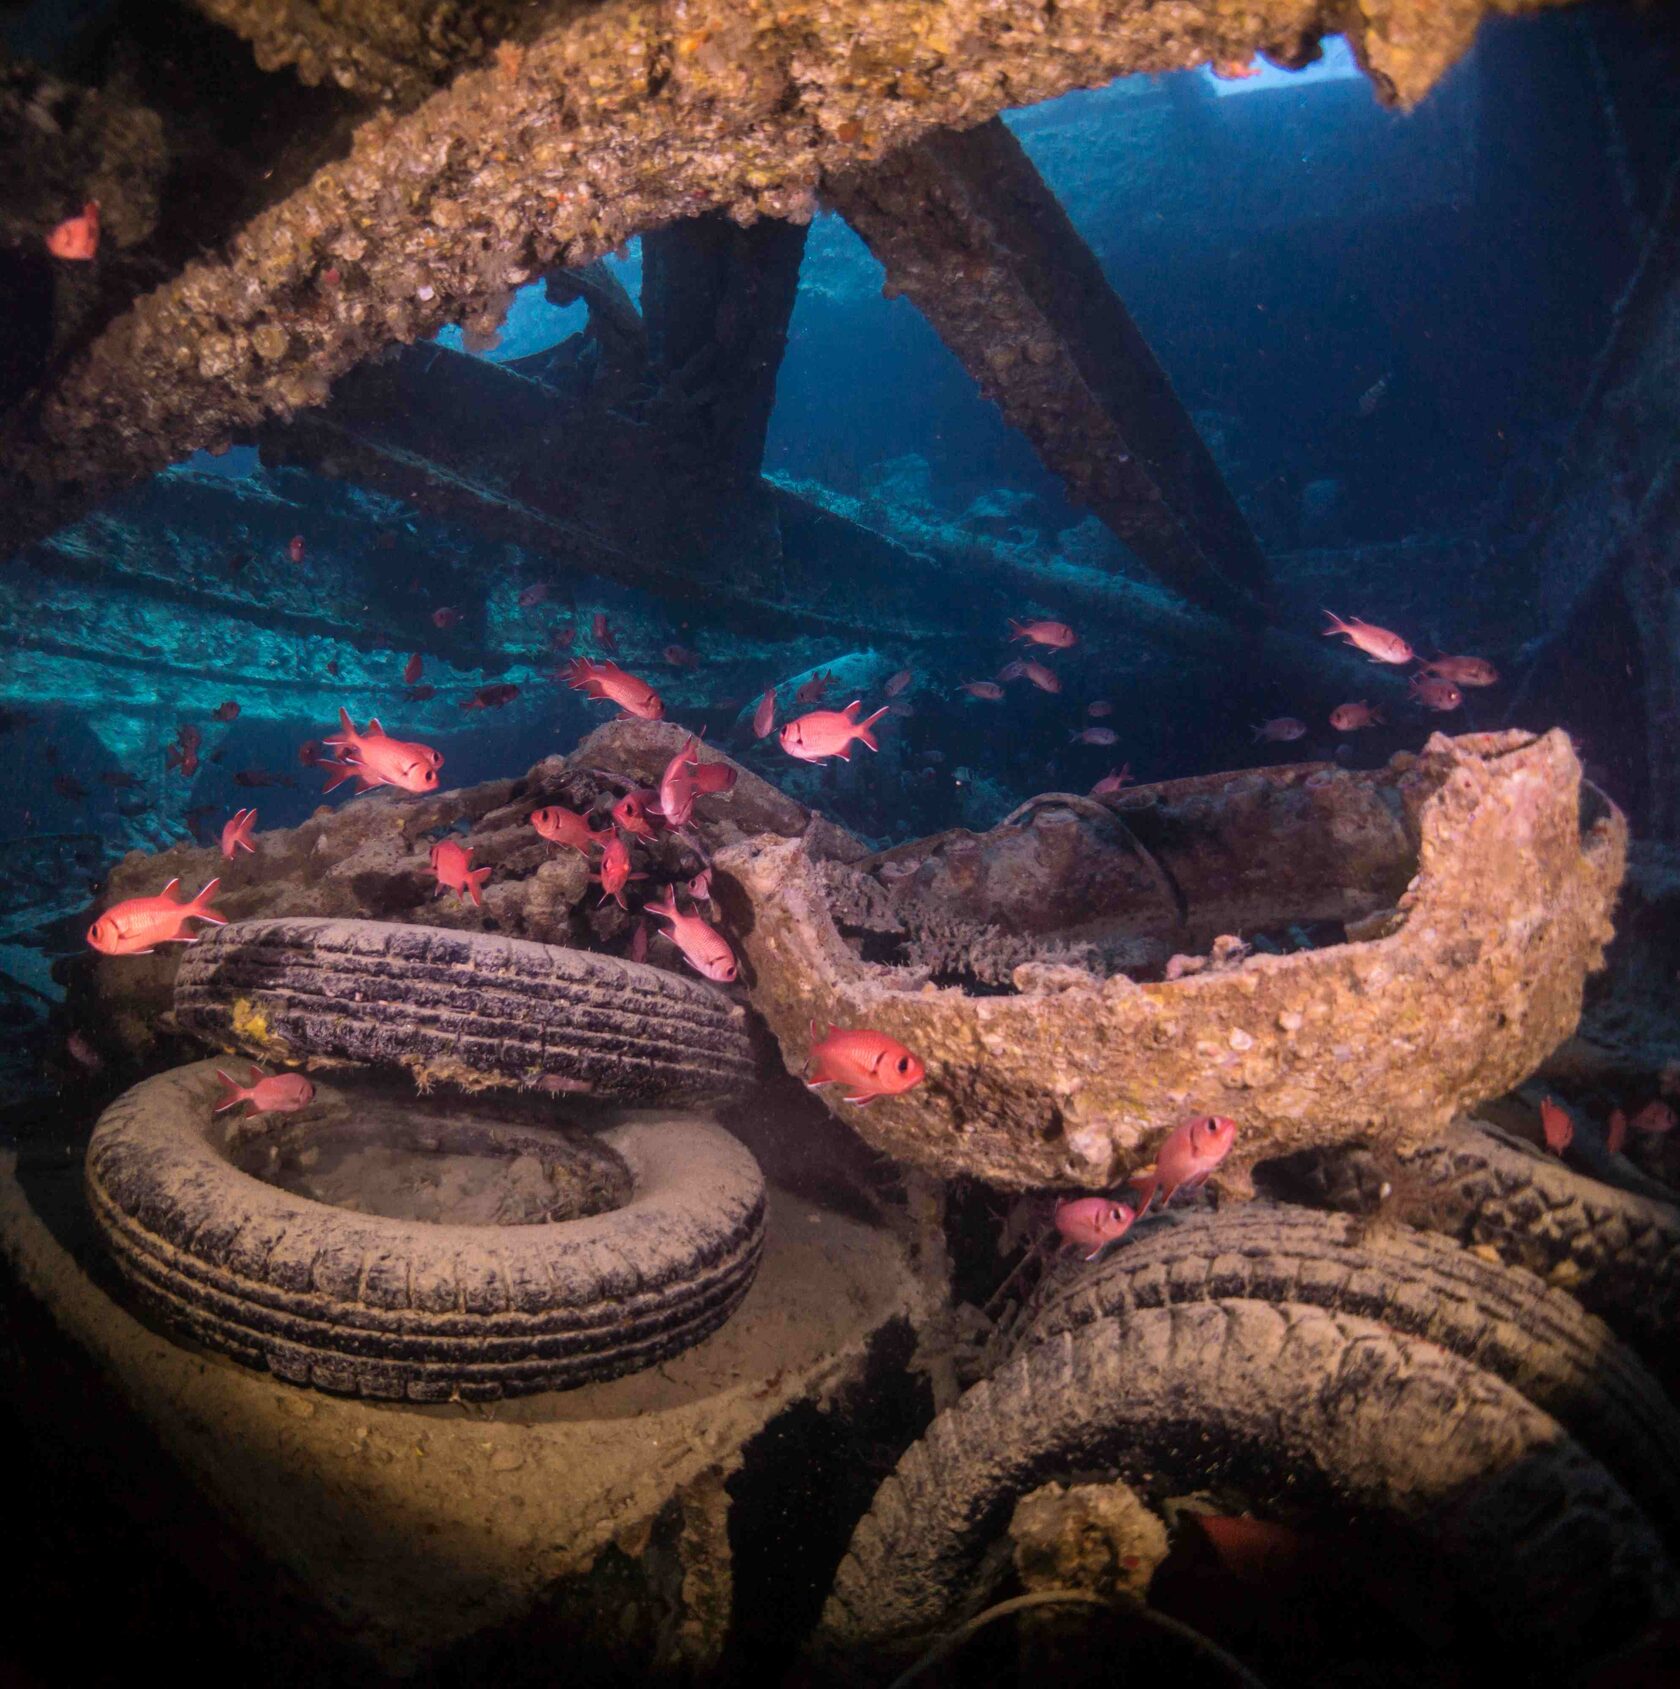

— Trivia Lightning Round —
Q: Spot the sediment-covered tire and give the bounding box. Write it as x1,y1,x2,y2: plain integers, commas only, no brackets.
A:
994,1204,1680,1546
817,1302,1673,1673
174,917,758,1104
1277,1121,1680,1359
85,1062,766,1401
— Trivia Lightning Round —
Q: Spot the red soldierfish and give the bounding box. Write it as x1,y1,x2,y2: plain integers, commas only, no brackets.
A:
1020,661,1061,694
805,1023,926,1106
644,894,737,983
403,653,424,685
959,681,1004,701
780,700,889,763
46,201,99,260
1322,611,1413,665
1126,1116,1238,1213
656,739,701,830
530,806,600,854
213,1065,315,1119
1540,1096,1573,1155
1090,765,1133,796
213,701,240,722
1253,717,1307,742
1419,655,1498,687
560,658,664,721
220,807,258,860
795,670,834,706
1409,674,1463,713
1009,618,1078,650
87,878,226,956
592,612,618,653
690,759,736,795
321,709,441,795
1609,1100,1675,1146
430,839,491,906
594,832,644,909
1330,701,1383,732
1053,1196,1137,1261
612,789,661,840
463,683,519,711
753,688,777,739
288,535,306,565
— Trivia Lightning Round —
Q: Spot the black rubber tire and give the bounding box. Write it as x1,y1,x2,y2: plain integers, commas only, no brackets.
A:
85,1062,766,1401
816,1302,1673,1673
174,916,757,1104
1275,1121,1680,1361
993,1203,1680,1546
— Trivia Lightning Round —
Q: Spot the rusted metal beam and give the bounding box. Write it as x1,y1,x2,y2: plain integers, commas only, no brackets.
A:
0,0,1569,560
827,118,1271,622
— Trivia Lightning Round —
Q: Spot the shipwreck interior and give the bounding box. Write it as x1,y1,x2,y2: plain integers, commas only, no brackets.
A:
2,0,1680,1684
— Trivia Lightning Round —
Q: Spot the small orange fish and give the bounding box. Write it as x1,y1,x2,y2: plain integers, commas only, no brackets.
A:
517,582,550,609
213,1065,315,1119
431,606,461,630
1322,611,1413,665
1540,1096,1573,1154
87,877,226,956
1090,764,1133,796
288,535,306,565
753,687,777,739
1253,717,1307,742
1126,1116,1238,1213
884,668,913,697
795,669,834,706
1069,726,1118,746
612,788,662,840
430,839,491,906
213,700,240,722
463,683,519,711
959,680,1004,701
1009,617,1077,650
1053,1196,1136,1260
1087,701,1112,718
805,1023,925,1106
1409,674,1463,713
779,700,889,763
1418,654,1498,687
1330,701,1383,732
321,709,441,795
1211,57,1262,80
592,612,618,653
1628,1100,1676,1136
1607,1108,1628,1155
644,893,737,982
220,807,258,860
1192,1515,1312,1585
46,200,99,260
403,653,424,685
560,658,664,721
663,643,700,669
593,832,644,909
530,805,601,854
691,758,736,795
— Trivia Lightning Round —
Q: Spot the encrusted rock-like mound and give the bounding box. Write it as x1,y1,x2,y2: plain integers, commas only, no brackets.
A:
717,730,1626,1190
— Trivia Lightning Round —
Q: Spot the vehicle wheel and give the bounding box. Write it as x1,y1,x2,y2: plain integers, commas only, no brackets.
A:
1271,1120,1680,1360
173,916,757,1104
994,1203,1680,1545
816,1301,1672,1673
85,1062,766,1400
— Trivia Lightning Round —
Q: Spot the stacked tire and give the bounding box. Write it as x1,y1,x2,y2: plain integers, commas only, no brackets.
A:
86,920,767,1400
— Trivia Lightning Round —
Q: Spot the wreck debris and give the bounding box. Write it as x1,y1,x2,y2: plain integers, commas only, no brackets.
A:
828,118,1271,622
719,730,1626,1189
0,0,1560,555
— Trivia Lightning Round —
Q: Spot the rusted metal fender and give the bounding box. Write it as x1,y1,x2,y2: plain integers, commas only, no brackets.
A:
716,729,1626,1191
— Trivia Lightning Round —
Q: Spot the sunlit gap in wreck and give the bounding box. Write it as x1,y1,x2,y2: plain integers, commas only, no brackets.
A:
1,1,1678,1685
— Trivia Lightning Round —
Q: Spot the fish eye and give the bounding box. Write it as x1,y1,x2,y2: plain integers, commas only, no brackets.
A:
896,1055,910,1072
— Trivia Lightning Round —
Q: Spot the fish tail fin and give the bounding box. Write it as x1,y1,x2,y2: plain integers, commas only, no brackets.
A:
1126,1165,1161,1215
1321,609,1346,637
1008,619,1025,641
212,1070,248,1113
467,867,491,906
190,878,228,925
856,705,890,752
320,759,359,794
1371,706,1386,725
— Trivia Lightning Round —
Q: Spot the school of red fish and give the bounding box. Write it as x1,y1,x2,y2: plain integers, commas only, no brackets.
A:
83,602,1509,1267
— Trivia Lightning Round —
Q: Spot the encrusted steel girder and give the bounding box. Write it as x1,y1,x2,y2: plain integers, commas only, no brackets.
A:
0,0,1570,560
827,117,1272,622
